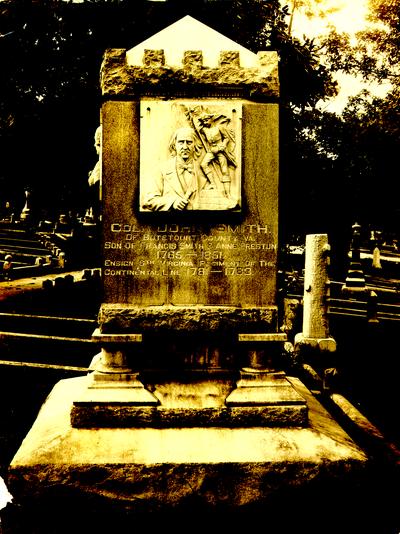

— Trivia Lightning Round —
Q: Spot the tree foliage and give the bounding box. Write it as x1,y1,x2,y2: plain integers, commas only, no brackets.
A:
0,0,337,231
311,0,400,235
2,0,397,256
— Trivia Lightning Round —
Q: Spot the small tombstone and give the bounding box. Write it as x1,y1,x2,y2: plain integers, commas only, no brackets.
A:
82,269,92,280
20,189,31,222
342,222,366,294
91,268,101,280
4,201,11,220
64,274,74,286
58,253,66,269
372,246,382,270
2,254,13,280
42,279,53,291
54,276,66,290
367,290,379,324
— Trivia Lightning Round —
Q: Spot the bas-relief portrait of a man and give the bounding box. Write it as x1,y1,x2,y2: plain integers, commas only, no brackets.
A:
139,101,242,212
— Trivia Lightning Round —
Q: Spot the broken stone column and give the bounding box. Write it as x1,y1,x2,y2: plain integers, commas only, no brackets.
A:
295,233,336,353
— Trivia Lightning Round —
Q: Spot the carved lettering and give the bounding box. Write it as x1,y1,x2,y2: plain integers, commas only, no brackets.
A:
104,221,276,281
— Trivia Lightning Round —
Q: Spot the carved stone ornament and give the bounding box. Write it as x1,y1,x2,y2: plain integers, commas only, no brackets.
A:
100,17,279,99
140,100,242,212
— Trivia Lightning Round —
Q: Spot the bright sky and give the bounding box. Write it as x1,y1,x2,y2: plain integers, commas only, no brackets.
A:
288,0,369,39
283,0,391,113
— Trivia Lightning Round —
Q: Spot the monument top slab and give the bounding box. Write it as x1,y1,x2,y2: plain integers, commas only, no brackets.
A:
127,15,260,68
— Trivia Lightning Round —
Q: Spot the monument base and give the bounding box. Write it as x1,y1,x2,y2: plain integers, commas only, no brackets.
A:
7,374,368,531
71,372,159,408
71,372,307,428
72,402,307,428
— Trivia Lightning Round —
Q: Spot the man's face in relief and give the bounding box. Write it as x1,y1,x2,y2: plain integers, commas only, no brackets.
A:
175,129,195,161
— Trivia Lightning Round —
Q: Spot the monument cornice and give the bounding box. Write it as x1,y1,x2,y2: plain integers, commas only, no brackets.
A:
100,48,280,100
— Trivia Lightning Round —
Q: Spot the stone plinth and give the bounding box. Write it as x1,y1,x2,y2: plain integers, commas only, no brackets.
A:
99,304,277,333
71,373,307,428
7,375,367,530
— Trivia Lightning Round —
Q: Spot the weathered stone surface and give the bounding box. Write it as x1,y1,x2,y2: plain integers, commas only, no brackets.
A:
101,100,279,307
294,333,337,353
71,404,307,428
237,370,288,384
91,330,142,343
225,384,306,406
101,48,279,98
225,372,308,428
183,50,203,69
219,51,240,67
71,372,307,427
98,304,277,333
143,49,165,67
238,333,287,342
101,17,279,99
301,234,331,339
73,379,159,402
8,375,368,524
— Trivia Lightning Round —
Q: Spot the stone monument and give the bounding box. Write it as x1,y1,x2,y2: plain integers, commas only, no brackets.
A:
70,14,307,427
7,16,368,525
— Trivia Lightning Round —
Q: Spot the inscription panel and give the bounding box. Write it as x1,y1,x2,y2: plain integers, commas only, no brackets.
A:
103,222,276,306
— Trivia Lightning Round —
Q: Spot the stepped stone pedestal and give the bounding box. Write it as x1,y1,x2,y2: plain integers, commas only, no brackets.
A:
7,374,367,528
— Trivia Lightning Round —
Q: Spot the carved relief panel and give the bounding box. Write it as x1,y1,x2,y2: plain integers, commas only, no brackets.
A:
139,100,242,212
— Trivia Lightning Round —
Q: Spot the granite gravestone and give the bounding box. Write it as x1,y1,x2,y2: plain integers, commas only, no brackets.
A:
71,15,307,426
